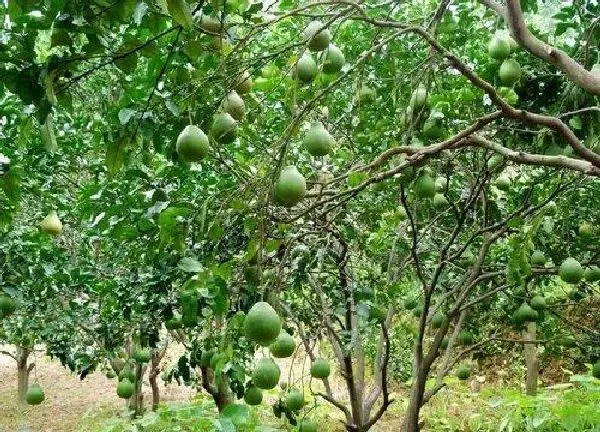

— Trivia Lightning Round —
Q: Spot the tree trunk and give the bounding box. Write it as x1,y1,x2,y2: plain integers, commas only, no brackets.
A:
403,369,427,432
128,363,145,417
149,353,161,411
522,321,538,396
200,365,233,412
16,346,31,403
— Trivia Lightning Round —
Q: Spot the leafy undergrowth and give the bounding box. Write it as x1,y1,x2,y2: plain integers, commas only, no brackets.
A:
420,375,600,431
84,377,600,432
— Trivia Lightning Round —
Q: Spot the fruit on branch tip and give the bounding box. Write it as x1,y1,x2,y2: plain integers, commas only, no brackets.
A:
116,378,134,399
210,112,238,143
488,36,511,60
559,257,584,284
244,302,282,346
252,358,281,389
296,54,318,83
310,358,331,379
26,383,45,405
304,121,334,157
223,90,246,121
244,385,263,405
274,166,306,208
322,44,345,74
303,20,331,52
40,211,63,236
176,125,209,162
269,330,296,358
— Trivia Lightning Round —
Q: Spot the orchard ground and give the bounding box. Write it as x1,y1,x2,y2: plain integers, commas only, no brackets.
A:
1,345,598,432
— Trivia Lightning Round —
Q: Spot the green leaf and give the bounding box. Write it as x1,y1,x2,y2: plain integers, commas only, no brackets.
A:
568,116,582,130
220,404,249,427
106,135,129,177
166,0,193,30
178,257,203,273
40,114,57,152
118,108,136,125
134,2,149,25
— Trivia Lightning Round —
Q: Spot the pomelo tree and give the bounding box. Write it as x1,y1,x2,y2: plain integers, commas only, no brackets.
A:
1,0,600,431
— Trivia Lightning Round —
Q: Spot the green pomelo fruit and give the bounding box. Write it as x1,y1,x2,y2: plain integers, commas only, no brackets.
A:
252,358,281,389
0,295,17,318
433,193,448,209
409,84,428,110
26,383,45,405
210,112,237,143
487,154,504,171
513,303,538,324
199,15,224,34
304,122,333,157
269,330,296,358
499,59,521,86
223,90,246,121
304,21,331,52
495,174,511,191
235,71,253,94
531,250,546,266
530,295,546,311
584,266,600,282
559,257,584,284
106,370,116,379
457,330,474,345
110,358,125,374
299,419,318,432
322,44,345,74
488,36,510,60
431,311,447,329
118,366,136,383
275,166,306,208
244,302,282,346
296,54,318,83
117,378,134,399
413,173,436,199
285,388,305,411
423,116,444,140
456,364,472,381
244,385,263,405
176,125,209,162
40,211,63,236
133,349,151,363
310,358,331,379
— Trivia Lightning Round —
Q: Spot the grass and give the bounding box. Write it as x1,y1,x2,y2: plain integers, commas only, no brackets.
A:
1,353,599,432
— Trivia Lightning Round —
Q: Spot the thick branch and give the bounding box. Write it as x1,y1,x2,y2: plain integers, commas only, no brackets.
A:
501,0,600,96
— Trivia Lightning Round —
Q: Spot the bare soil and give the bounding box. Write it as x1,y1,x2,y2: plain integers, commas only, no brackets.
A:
0,348,194,432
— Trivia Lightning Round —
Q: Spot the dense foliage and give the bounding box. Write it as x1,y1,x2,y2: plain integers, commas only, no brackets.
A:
1,0,599,431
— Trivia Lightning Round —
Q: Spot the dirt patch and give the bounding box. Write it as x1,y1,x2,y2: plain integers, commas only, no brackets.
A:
0,347,194,432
